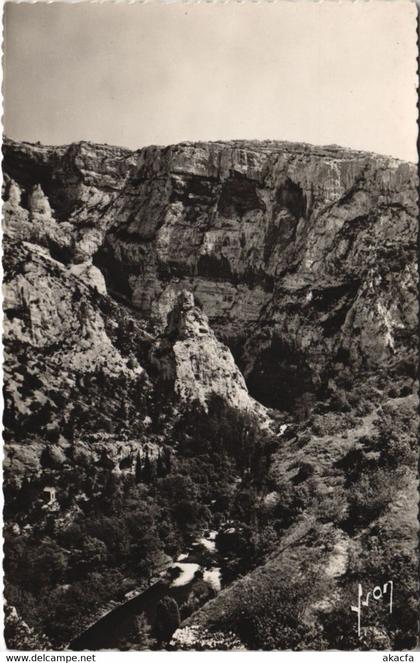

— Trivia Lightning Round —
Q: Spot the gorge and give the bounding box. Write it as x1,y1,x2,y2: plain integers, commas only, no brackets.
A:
2,137,418,650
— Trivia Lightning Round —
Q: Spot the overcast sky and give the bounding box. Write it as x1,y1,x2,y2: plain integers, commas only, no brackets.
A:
3,1,417,161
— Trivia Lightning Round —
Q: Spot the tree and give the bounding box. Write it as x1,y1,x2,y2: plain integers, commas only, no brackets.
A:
163,447,172,473
156,451,165,478
73,536,108,575
17,543,68,593
143,452,156,483
135,453,142,484
154,596,180,644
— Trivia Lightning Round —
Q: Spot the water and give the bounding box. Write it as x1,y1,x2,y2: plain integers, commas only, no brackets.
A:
203,567,222,592
170,563,200,587
196,530,217,553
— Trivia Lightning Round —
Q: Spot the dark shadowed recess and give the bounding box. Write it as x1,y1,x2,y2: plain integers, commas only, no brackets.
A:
2,142,77,221
218,173,265,217
93,250,133,302
275,177,307,220
245,338,314,413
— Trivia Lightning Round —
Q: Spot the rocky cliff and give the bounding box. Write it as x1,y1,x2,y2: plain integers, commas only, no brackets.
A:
2,137,418,650
4,138,417,414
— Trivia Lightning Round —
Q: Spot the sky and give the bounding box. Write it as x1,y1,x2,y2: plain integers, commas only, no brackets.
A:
3,1,418,161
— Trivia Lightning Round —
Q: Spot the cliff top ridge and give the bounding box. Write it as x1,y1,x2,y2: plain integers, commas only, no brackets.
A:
3,135,414,166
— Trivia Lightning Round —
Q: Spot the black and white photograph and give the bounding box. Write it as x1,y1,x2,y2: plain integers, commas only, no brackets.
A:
1,0,418,652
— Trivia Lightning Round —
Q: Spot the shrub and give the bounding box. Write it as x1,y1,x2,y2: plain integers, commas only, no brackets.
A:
273,481,305,528
118,614,156,650
381,436,416,468
330,390,351,413
224,569,322,649
346,469,393,530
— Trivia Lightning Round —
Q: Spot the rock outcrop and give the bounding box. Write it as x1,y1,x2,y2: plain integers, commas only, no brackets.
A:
4,603,52,650
151,289,266,416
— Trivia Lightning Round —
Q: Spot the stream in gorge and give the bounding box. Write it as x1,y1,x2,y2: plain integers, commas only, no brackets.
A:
70,530,222,650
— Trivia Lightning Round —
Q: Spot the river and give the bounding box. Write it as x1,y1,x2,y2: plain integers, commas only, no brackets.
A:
70,530,221,650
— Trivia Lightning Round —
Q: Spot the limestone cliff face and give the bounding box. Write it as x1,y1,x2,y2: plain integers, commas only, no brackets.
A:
3,138,417,412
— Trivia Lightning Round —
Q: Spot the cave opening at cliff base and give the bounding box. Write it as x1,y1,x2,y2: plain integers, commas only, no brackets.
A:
244,338,315,414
